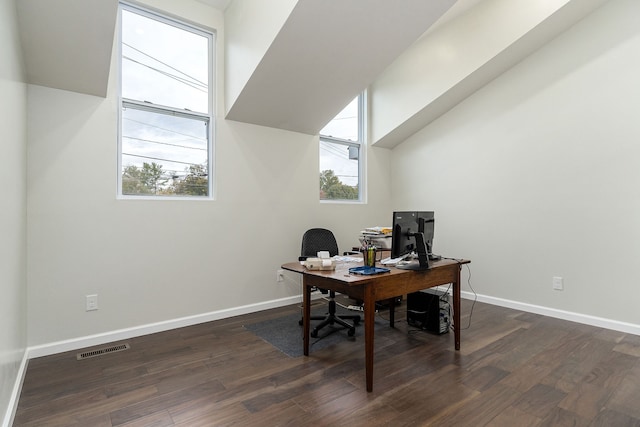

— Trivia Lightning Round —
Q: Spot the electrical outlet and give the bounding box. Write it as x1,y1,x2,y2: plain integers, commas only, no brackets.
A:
277,269,285,282
552,277,564,291
86,294,98,311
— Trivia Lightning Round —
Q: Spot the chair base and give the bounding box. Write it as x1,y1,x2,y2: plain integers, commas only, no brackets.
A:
311,311,360,338
301,292,361,337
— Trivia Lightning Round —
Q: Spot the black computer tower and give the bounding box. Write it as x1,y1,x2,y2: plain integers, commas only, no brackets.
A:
406,289,450,334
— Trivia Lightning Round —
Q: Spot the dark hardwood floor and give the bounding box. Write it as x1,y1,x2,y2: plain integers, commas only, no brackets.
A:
13,298,640,426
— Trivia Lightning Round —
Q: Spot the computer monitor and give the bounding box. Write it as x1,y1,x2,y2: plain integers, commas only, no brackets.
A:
391,211,435,270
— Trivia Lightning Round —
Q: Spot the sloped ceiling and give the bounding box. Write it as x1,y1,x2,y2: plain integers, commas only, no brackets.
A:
224,0,457,135
225,0,610,143
14,0,231,98
195,0,231,10
369,0,611,148
16,0,119,97
14,0,610,147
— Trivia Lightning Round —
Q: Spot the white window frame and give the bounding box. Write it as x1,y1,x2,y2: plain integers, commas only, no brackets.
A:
320,93,366,203
117,2,215,200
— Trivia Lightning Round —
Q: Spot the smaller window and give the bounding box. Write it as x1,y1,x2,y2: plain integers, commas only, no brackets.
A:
319,95,364,201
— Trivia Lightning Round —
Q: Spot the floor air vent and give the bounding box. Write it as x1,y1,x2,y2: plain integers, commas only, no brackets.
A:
77,343,130,360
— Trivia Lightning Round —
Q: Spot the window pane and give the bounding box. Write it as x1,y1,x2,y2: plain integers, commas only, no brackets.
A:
121,106,209,196
119,4,213,199
320,140,359,200
121,9,209,113
320,97,359,141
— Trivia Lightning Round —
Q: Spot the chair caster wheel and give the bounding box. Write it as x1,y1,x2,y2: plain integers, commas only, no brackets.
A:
298,319,303,326
348,328,355,337
311,330,318,338
353,318,360,325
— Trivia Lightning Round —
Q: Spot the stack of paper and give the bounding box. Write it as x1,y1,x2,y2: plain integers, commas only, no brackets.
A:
361,226,392,236
359,226,392,249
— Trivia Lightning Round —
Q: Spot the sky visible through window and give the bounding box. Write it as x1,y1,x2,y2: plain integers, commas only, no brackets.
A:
320,97,359,187
121,10,209,112
120,6,211,196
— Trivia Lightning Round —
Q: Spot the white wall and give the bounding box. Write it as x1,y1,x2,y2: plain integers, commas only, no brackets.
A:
26,0,392,348
0,0,27,423
390,0,640,326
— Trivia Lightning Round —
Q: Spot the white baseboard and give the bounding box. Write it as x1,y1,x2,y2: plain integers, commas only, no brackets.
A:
432,286,640,336
27,289,640,360
2,350,28,427
8,293,326,425
7,289,639,426
27,295,304,359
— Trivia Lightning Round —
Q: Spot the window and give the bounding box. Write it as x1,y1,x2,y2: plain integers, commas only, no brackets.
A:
319,94,364,201
118,3,213,198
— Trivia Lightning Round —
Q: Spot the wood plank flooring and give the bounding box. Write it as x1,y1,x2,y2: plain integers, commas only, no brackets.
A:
13,298,640,426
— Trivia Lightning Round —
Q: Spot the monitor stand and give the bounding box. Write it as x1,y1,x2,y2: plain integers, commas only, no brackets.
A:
396,259,429,271
397,233,430,270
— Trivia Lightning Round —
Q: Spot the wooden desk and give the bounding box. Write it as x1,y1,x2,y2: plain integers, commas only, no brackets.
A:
281,258,470,392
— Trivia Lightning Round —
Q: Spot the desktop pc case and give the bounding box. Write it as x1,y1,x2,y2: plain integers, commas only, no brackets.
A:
406,289,450,334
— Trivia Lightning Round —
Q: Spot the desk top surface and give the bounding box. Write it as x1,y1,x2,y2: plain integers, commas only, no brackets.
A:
281,257,469,285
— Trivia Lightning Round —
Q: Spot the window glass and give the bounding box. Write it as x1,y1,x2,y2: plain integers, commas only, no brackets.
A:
320,97,359,141
319,140,359,200
119,4,213,198
121,106,209,196
320,95,363,201
121,8,209,113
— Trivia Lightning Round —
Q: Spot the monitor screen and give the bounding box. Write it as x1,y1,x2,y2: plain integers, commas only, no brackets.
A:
391,211,435,260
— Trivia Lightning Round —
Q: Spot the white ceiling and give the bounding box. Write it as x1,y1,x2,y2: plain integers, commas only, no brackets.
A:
194,0,232,11
424,0,485,33
14,0,230,98
16,0,119,97
225,0,457,135
13,0,475,116
14,0,608,144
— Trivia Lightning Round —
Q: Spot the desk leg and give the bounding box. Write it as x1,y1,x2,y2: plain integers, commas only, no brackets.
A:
303,278,310,356
364,285,375,392
389,297,395,328
454,266,461,351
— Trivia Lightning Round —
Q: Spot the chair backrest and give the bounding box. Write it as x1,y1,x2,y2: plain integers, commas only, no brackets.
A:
301,228,339,258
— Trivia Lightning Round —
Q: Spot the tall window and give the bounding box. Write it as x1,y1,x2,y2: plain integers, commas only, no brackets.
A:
319,94,364,201
118,3,213,198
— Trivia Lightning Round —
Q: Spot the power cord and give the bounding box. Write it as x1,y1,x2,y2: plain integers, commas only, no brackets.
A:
434,258,477,331
460,263,477,330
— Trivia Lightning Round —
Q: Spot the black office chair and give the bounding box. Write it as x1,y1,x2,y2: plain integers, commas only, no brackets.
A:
300,228,361,337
